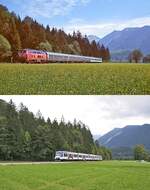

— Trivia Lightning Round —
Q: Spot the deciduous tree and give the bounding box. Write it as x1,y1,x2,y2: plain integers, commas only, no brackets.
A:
130,49,143,63
0,34,11,61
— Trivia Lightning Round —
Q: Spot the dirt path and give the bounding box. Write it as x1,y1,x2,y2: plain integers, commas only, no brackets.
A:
0,161,72,166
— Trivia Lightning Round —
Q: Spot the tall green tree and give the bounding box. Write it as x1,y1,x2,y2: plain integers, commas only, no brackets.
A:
134,144,148,160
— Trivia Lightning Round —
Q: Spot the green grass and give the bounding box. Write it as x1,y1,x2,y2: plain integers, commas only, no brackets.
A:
0,161,150,190
0,63,150,94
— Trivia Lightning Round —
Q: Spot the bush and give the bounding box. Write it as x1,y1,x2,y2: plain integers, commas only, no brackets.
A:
37,41,52,51
0,34,12,62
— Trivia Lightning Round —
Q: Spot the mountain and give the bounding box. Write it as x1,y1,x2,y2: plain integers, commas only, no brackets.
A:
88,35,101,43
98,124,150,150
98,124,150,159
99,26,150,56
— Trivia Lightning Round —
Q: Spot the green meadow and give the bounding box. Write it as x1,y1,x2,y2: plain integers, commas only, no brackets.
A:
0,161,150,190
0,63,150,94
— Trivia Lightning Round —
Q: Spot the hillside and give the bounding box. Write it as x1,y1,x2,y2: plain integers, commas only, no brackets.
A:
0,99,111,161
99,124,150,149
99,26,150,55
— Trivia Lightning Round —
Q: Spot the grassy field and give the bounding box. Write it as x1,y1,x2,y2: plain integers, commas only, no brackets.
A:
0,161,150,190
0,63,150,94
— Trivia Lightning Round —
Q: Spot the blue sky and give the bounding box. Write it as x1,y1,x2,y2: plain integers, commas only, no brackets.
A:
1,0,150,37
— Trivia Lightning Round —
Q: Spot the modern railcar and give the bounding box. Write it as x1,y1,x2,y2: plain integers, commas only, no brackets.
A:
17,49,102,63
55,151,102,161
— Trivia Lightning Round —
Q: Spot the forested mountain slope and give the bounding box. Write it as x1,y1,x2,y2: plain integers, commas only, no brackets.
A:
0,99,111,161
0,4,110,61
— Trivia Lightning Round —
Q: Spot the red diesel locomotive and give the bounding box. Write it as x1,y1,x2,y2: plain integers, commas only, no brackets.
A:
18,49,47,63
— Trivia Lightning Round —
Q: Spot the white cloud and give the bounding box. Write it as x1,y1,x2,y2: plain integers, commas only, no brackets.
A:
0,96,150,136
65,16,150,37
20,0,91,18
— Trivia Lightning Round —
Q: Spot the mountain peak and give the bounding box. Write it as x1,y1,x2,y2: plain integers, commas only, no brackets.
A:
98,124,150,149
99,25,150,57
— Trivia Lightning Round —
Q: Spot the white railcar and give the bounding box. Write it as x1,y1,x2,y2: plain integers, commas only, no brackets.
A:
55,151,102,161
46,52,102,63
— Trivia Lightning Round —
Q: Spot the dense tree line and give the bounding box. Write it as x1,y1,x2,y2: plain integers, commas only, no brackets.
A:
0,4,110,62
0,99,112,161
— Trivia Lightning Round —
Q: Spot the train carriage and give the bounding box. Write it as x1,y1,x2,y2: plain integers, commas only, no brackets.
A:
55,151,102,161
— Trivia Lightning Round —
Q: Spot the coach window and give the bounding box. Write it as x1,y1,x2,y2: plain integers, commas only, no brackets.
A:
64,153,68,157
60,152,63,157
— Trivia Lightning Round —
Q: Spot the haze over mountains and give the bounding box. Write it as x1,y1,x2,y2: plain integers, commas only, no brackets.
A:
88,26,150,60
98,124,150,150
88,35,101,44
93,134,101,141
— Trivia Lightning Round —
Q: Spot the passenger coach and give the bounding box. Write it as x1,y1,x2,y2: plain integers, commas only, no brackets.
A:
17,49,102,63
55,151,102,161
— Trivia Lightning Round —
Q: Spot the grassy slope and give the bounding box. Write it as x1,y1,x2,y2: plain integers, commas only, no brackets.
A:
0,161,150,190
0,63,150,94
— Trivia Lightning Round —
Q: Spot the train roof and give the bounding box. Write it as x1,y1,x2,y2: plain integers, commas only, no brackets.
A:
56,151,102,157
47,51,102,60
23,49,46,53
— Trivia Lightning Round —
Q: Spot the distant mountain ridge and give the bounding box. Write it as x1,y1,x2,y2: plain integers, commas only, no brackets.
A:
88,26,150,60
93,134,101,141
99,26,150,55
98,124,150,150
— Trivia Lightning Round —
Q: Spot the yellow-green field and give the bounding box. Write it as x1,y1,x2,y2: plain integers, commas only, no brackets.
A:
0,161,150,190
0,63,150,94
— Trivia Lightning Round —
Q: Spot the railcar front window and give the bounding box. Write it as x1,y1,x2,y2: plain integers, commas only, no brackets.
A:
56,152,63,157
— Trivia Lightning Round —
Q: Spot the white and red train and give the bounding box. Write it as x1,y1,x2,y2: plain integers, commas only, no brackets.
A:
18,49,102,63
55,151,102,161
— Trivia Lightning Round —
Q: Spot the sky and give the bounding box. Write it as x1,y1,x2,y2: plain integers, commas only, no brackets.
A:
0,96,150,136
1,0,150,37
